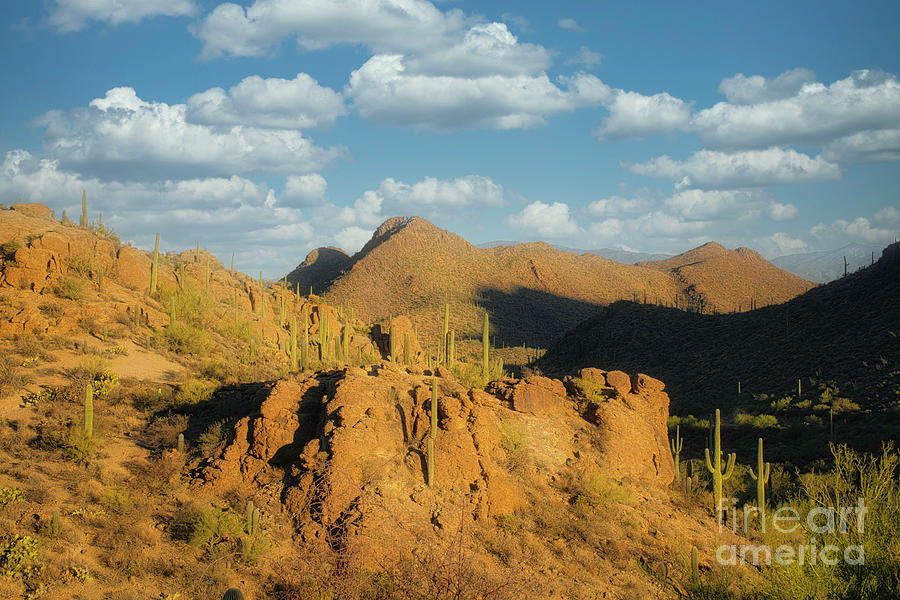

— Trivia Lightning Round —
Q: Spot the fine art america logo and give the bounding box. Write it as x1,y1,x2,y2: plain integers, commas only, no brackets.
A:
715,497,866,566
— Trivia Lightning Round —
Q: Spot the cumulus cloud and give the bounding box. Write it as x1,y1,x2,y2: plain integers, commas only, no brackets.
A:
810,214,899,245
586,195,653,217
186,73,345,129
718,68,816,104
194,0,466,59
661,189,794,221
692,69,900,150
346,55,609,130
35,87,343,181
49,0,196,32
283,174,328,206
558,18,584,32
593,90,692,140
507,201,581,238
823,127,900,164
565,46,603,68
377,175,504,207
628,147,841,189
404,22,550,77
755,232,809,257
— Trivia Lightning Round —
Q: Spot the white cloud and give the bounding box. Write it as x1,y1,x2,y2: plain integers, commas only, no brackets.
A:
283,174,328,206
810,214,899,245
875,206,900,226
557,18,584,32
565,46,603,68
662,189,784,221
822,127,900,164
587,195,653,217
404,22,550,77
718,68,816,104
338,190,384,227
755,232,809,257
692,69,900,149
36,87,343,181
593,90,692,140
186,73,345,129
346,55,608,130
628,147,841,189
194,0,466,59
49,0,196,32
334,226,374,254
507,201,581,238
377,175,504,207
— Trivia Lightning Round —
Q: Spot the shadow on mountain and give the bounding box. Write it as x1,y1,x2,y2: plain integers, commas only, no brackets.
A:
478,286,601,348
539,243,900,413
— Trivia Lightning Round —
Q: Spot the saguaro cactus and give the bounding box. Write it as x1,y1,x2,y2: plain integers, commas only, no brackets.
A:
84,383,94,439
290,316,298,371
442,303,449,363
177,433,184,453
150,233,160,295
690,546,699,586
670,424,683,481
342,322,350,363
245,501,255,534
448,331,455,368
427,375,438,486
301,306,309,370
223,588,245,600
748,437,771,511
80,189,87,227
481,312,490,379
404,332,410,365
704,409,735,519
389,324,397,362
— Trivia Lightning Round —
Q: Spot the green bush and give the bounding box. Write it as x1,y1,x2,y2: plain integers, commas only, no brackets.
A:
53,277,83,300
0,535,41,579
0,238,22,258
174,377,216,405
0,487,23,508
152,321,211,356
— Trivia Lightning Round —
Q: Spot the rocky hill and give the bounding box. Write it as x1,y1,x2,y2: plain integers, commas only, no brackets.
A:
539,242,900,421
286,217,812,351
0,203,765,599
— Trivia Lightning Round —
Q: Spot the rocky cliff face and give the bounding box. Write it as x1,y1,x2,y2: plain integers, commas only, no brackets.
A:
198,362,676,593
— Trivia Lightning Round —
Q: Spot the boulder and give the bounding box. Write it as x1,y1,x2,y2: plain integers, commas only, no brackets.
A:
605,370,633,396
10,203,52,220
116,246,150,290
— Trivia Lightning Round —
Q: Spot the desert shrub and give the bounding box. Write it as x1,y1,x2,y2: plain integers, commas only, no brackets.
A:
0,535,41,579
0,239,21,258
159,284,215,328
142,414,188,451
66,251,95,278
570,376,609,404
751,414,778,428
572,472,632,510
52,277,83,300
196,421,224,457
498,421,526,455
175,377,216,405
451,359,505,390
0,353,27,396
100,488,135,515
152,322,211,356
131,385,176,412
42,425,101,463
668,414,712,430
761,443,900,600
36,302,63,320
0,487,23,508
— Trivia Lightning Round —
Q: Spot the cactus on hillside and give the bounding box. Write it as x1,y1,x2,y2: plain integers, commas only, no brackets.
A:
404,332,410,365
245,501,255,534
50,511,61,537
301,306,309,370
448,331,455,368
705,409,736,520
150,233,160,295
80,189,87,227
442,303,449,364
427,375,438,486
290,316,298,371
342,321,350,363
481,312,490,380
748,437,771,512
231,253,234,272
389,324,397,362
223,588,245,600
177,433,184,453
670,424,683,481
84,383,94,439
169,296,176,328
691,546,699,586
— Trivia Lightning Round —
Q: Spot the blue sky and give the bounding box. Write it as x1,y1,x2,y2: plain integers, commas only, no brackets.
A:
1,0,899,278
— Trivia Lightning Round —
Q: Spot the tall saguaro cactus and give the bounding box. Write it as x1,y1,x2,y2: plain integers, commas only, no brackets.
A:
441,303,449,364
290,315,298,371
670,424,683,481
84,383,94,439
301,306,309,371
80,189,87,227
447,331,455,368
705,409,735,519
427,375,438,486
150,233,160,295
481,312,490,379
749,437,771,512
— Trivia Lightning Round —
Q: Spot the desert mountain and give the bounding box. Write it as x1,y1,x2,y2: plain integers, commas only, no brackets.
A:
284,246,351,294
772,242,884,283
477,241,672,265
539,241,900,422
287,217,812,349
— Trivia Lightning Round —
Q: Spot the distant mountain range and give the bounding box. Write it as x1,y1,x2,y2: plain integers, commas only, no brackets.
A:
285,217,811,349
771,243,885,283
476,241,671,265
481,240,890,284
